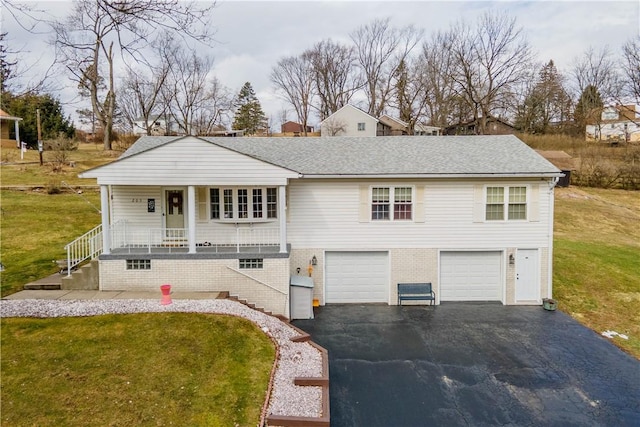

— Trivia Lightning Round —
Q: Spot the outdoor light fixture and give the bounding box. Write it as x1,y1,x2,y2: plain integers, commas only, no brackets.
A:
509,254,515,265
311,255,317,266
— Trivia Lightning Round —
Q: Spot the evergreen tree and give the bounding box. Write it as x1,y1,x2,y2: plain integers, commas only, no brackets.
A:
2,92,75,147
574,84,603,132
232,82,267,135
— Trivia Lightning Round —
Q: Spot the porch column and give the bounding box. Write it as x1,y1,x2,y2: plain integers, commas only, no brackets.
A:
278,185,287,253
100,185,111,255
188,185,196,253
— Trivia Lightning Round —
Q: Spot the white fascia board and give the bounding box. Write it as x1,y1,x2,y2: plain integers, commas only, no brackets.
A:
300,173,564,179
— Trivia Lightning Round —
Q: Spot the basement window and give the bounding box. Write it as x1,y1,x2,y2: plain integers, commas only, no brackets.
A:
239,258,263,269
126,259,151,270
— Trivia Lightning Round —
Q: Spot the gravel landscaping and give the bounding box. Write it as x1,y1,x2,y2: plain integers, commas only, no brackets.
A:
0,298,323,421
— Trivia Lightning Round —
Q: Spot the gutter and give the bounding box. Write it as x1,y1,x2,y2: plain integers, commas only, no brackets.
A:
299,173,565,179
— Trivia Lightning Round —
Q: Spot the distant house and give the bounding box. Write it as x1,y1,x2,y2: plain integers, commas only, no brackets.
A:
445,117,515,136
414,123,442,136
586,105,640,143
132,115,174,136
281,121,314,136
320,104,378,137
535,150,574,187
0,109,22,148
377,115,409,136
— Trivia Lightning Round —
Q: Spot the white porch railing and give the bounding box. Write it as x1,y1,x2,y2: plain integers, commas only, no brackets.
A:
64,224,103,275
109,221,281,254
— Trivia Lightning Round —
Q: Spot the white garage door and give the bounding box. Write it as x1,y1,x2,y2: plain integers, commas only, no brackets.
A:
440,251,502,301
325,251,389,303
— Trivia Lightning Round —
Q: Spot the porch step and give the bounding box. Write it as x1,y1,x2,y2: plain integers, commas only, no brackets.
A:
225,293,289,322
24,281,62,291
60,260,99,290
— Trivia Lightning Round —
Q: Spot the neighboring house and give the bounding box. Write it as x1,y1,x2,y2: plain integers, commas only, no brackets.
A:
586,105,640,143
78,135,562,318
320,104,378,137
377,115,409,136
132,115,173,136
0,109,22,148
281,121,314,135
445,117,515,135
535,151,574,187
414,123,442,136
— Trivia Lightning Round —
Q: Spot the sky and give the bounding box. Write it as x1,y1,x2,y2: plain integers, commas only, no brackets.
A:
2,0,639,130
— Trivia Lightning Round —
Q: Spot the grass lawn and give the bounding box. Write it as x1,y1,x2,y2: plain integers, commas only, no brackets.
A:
0,190,102,296
1,313,276,426
553,187,640,358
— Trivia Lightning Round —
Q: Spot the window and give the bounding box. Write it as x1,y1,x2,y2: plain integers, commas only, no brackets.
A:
371,186,413,221
210,189,220,219
357,122,366,131
239,258,263,269
126,259,151,270
486,186,527,221
211,187,278,221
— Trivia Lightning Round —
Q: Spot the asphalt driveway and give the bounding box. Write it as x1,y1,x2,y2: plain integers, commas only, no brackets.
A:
293,303,640,427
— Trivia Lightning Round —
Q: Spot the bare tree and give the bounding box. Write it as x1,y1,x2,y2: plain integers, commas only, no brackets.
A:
51,0,214,150
621,36,640,104
350,18,423,117
572,46,620,102
271,53,315,136
118,38,171,136
306,39,362,120
447,12,533,134
163,48,228,136
321,117,348,136
418,32,463,128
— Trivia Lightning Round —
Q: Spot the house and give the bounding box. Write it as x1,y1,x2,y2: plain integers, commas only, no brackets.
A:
535,151,575,187
377,115,409,136
586,105,640,143
77,135,562,318
281,121,314,136
132,115,174,136
414,123,442,136
320,104,378,137
0,109,22,148
445,117,515,135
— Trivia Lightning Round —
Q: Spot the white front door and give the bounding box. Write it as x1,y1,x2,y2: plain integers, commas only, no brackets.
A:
515,249,539,302
165,189,185,237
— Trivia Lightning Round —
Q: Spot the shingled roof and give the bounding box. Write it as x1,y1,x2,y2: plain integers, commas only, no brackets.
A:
120,135,561,177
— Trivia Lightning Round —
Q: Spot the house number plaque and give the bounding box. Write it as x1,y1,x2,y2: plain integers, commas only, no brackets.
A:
147,198,155,213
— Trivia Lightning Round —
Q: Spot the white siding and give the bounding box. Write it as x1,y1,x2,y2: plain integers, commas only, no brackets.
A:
287,179,551,249
111,186,163,228
320,105,377,137
82,137,298,186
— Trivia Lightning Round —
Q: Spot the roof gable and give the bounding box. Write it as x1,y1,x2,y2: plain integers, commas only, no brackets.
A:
80,136,299,185
320,104,378,125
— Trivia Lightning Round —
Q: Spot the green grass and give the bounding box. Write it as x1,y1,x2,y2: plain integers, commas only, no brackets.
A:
0,190,102,295
553,187,640,358
1,313,276,426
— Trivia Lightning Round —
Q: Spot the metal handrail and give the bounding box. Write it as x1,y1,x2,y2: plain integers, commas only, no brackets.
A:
63,224,103,276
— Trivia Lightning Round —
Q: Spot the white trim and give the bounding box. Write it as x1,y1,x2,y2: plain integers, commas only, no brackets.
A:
369,185,415,222
100,185,111,255
484,185,530,222
187,185,196,253
301,173,564,179
278,185,287,253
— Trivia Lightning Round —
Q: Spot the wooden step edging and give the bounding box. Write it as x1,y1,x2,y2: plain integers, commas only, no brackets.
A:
221,292,330,426
265,323,330,427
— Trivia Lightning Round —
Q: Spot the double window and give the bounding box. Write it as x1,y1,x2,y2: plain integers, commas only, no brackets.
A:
210,187,277,221
357,122,366,131
486,186,527,221
371,186,413,221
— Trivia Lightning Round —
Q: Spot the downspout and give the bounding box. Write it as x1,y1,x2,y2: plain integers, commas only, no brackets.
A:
547,177,559,298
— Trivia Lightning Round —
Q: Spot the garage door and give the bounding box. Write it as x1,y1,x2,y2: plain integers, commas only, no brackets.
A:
325,251,389,303
440,251,502,301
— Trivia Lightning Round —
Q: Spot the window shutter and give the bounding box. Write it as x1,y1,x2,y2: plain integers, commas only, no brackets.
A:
414,186,425,223
197,187,207,221
529,184,540,222
473,185,484,223
359,185,370,222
